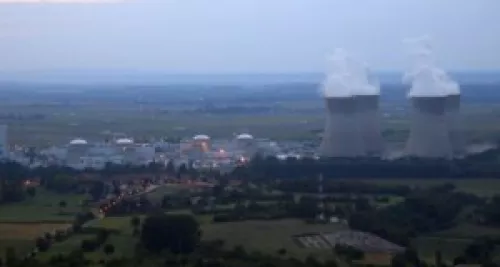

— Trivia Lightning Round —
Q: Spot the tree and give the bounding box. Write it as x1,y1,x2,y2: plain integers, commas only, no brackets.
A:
140,213,200,253
103,244,115,257
166,160,175,176
131,216,141,228
35,237,51,252
435,250,443,267
59,200,67,214
391,253,407,267
177,164,188,178
26,187,36,198
277,248,287,256
5,247,16,267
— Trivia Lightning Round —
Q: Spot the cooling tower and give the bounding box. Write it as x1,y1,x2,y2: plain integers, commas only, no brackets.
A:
355,95,383,156
445,94,465,156
319,97,364,157
405,97,452,158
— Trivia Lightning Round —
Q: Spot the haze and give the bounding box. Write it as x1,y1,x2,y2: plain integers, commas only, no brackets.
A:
0,0,499,75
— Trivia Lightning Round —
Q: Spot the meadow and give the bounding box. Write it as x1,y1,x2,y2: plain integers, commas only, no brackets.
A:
0,189,87,259
40,214,347,262
2,94,500,147
353,178,500,197
0,188,87,223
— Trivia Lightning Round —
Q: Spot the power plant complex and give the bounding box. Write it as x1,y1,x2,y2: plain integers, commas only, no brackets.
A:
319,42,464,159
319,50,384,158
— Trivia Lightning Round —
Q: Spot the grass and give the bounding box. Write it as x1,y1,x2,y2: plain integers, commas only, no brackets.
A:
410,223,500,264
3,98,500,146
352,178,500,197
0,189,87,259
0,188,87,223
0,239,34,259
43,214,347,262
144,184,191,205
411,236,472,264
432,223,500,239
202,219,347,260
3,106,324,146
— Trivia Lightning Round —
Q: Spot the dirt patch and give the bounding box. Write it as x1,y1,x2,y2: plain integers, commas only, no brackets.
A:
0,223,71,240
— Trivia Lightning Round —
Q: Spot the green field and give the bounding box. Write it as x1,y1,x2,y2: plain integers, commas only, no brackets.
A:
352,178,500,197
0,189,88,259
410,223,500,263
42,214,346,262
3,99,500,146
0,189,87,223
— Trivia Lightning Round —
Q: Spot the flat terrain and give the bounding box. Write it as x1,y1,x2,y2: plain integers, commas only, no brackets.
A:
352,178,500,196
0,189,87,259
0,189,87,223
202,219,347,260
2,86,500,146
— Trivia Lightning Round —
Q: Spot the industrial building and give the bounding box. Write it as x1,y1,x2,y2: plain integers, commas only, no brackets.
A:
0,125,7,159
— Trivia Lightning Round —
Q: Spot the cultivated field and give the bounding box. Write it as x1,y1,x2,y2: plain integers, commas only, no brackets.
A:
0,189,87,223
0,189,87,259
352,178,500,197
2,95,500,146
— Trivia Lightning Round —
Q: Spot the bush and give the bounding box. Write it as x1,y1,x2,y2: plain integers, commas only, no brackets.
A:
103,244,115,256
54,230,67,242
81,239,99,252
35,237,51,252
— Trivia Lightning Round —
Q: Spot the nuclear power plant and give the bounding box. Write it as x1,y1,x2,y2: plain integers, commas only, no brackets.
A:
405,96,453,158
402,36,463,158
445,88,464,157
319,50,382,158
319,96,364,157
355,94,383,156
319,40,465,159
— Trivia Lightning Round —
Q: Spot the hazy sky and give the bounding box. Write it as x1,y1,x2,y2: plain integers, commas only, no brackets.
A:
0,0,499,73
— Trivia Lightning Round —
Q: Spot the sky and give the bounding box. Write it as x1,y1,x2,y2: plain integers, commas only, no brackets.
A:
0,0,499,74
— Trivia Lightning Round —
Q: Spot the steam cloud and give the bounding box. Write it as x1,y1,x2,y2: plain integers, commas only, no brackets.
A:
403,36,460,97
321,48,380,98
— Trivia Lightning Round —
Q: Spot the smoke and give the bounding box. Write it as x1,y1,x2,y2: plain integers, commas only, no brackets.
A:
403,36,460,97
321,48,379,98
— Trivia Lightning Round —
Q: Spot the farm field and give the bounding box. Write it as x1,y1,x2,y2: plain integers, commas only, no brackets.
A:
202,219,347,260
0,189,88,259
0,223,72,259
352,178,500,196
2,94,500,146
0,189,87,223
41,215,347,262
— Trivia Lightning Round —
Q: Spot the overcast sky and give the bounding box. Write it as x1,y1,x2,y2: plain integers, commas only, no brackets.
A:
0,0,498,73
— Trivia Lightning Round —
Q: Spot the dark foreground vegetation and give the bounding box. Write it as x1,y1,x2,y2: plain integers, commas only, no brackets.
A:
3,147,500,267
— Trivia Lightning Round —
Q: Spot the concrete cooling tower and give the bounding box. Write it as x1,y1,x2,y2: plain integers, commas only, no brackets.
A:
319,97,364,157
405,97,452,158
445,94,465,156
355,95,383,156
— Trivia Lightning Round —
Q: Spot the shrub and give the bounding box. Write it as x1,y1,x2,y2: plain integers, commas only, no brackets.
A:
35,237,51,252
81,239,99,252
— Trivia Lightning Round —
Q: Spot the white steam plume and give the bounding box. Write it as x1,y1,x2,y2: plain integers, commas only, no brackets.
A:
321,48,379,98
403,36,460,97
